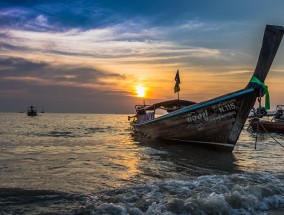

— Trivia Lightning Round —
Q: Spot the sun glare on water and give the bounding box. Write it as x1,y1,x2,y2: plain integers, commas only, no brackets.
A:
136,86,146,97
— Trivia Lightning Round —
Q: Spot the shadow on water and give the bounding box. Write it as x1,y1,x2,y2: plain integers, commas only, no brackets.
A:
0,188,88,215
132,134,240,177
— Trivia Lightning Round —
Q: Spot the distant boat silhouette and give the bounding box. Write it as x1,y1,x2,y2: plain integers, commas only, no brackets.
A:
41,106,45,113
27,105,37,116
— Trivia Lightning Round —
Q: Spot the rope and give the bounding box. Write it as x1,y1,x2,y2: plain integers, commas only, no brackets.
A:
248,107,260,149
248,107,284,148
257,120,284,148
249,76,270,110
255,118,259,149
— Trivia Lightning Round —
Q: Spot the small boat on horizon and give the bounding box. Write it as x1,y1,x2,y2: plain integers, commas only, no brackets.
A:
27,105,37,116
129,25,284,152
41,106,45,113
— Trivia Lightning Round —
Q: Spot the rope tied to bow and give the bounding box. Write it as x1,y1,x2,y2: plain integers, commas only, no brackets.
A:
249,76,270,110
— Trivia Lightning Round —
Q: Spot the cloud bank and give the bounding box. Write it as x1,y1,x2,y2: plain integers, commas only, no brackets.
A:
0,0,283,112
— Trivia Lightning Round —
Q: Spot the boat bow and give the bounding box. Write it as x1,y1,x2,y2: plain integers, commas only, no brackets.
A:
130,25,284,151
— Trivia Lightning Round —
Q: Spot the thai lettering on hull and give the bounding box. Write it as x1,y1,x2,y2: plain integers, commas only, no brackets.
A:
186,100,237,125
187,110,208,123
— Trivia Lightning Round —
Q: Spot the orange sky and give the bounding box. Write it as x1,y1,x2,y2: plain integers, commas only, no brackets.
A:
0,1,284,113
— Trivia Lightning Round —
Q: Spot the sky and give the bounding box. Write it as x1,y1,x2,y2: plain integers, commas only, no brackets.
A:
0,0,284,113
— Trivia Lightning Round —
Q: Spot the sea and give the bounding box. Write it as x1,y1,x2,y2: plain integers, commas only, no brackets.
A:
0,113,283,215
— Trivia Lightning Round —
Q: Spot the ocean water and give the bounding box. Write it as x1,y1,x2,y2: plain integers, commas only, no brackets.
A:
0,113,283,215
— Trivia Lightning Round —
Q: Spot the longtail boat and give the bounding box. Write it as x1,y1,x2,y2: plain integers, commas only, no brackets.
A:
249,119,284,134
129,25,284,151
249,105,284,133
27,105,37,116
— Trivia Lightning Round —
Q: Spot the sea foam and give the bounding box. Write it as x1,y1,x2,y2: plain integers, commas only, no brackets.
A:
70,172,284,215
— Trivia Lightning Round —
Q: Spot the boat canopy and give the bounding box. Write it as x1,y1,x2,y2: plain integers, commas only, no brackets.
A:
136,99,196,113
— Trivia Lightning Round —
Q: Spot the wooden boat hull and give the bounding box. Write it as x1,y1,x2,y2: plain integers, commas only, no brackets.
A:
132,89,256,151
27,105,37,116
130,25,284,151
27,112,37,116
249,119,284,133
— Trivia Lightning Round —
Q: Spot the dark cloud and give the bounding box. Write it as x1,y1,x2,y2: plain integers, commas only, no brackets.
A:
0,80,135,113
0,56,123,82
0,56,133,113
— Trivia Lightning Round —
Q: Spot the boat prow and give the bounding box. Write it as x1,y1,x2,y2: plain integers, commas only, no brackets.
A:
129,25,284,151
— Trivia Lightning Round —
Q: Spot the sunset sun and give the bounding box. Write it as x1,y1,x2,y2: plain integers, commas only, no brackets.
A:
136,86,146,97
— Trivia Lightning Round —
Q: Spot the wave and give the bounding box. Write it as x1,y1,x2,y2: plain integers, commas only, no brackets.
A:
1,173,283,214
85,127,113,134
43,131,76,138
34,127,115,138
0,188,87,215
70,172,284,215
